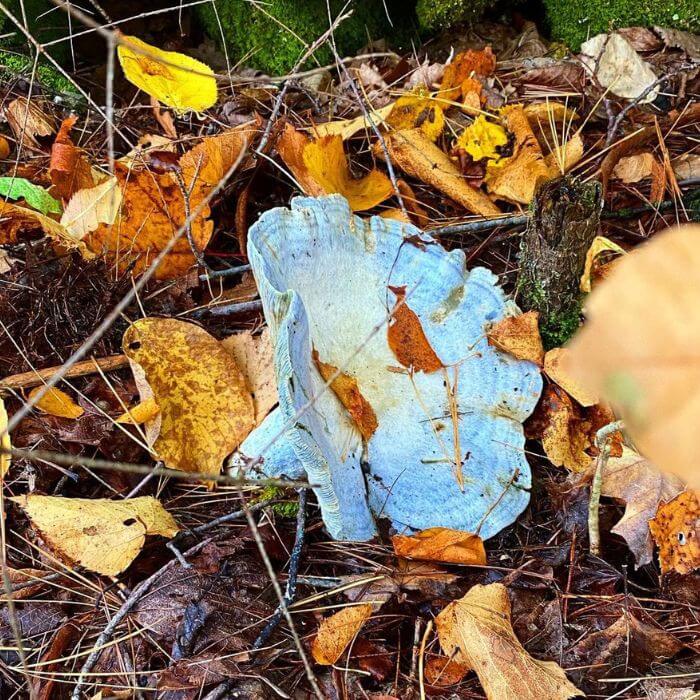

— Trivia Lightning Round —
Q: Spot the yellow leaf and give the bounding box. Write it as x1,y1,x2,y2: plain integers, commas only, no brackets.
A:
392,527,486,565
116,397,160,425
377,129,501,217
117,35,217,114
1,397,10,480
386,93,445,141
564,224,700,486
9,495,179,576
580,235,626,293
649,490,699,575
486,311,544,366
314,104,394,140
456,115,508,162
543,347,597,406
435,583,581,700
311,603,373,665
123,318,254,478
28,386,84,419
60,176,121,241
523,101,579,126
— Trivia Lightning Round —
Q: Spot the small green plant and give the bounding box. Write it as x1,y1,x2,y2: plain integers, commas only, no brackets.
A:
255,485,300,518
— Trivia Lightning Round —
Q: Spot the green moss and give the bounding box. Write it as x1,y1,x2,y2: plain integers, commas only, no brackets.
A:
415,0,492,32
255,485,300,518
543,0,700,50
198,0,406,76
539,304,582,350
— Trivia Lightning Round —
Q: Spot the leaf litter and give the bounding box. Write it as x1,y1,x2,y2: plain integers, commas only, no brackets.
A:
0,9,698,700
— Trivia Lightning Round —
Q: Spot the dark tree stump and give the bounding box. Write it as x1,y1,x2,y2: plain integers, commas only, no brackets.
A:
517,177,603,349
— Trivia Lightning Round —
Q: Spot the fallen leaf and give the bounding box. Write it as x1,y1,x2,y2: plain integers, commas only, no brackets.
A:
601,447,684,566
123,318,254,478
424,655,471,687
60,176,121,240
393,558,459,591
440,47,496,101
487,311,544,366
544,132,584,176
564,224,700,486
456,115,509,162
28,386,84,419
386,92,444,141
580,33,659,102
435,582,581,699
314,104,394,140
278,126,393,211
655,26,700,59
116,397,160,425
379,129,502,217
5,97,54,151
524,102,579,126
10,495,179,576
544,347,597,406
117,34,217,114
0,200,77,249
221,328,278,426
49,115,98,200
392,527,486,565
0,136,10,160
613,152,656,183
311,603,373,665
580,236,626,293
313,350,378,440
1,397,10,480
672,153,700,181
0,177,61,215
650,490,700,575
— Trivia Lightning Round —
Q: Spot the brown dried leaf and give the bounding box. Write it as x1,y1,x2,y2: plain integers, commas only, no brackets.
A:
49,116,97,200
6,97,55,151
650,490,700,575
311,603,373,665
487,311,544,366
544,347,597,407
424,655,471,687
435,583,581,700
379,129,502,217
392,527,486,565
580,236,626,294
440,47,495,101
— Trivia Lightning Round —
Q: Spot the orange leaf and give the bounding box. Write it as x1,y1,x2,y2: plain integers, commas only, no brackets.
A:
313,350,378,440
486,311,544,366
28,387,84,419
311,604,373,665
649,490,700,575
49,116,97,200
424,655,471,687
440,47,495,102
392,527,486,565
543,347,597,407
387,285,443,372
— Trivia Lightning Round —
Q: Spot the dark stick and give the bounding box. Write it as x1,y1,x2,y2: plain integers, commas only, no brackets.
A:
189,299,263,319
252,488,308,650
199,263,252,281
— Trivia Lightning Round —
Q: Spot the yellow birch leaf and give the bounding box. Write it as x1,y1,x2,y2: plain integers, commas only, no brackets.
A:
580,236,626,293
435,583,581,700
28,386,84,419
386,93,445,141
116,397,160,425
311,603,373,665
117,35,217,114
123,318,254,478
1,397,10,480
9,495,179,576
456,115,508,162
60,176,121,241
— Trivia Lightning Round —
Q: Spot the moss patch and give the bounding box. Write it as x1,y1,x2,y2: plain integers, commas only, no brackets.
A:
255,485,300,518
543,0,700,50
415,0,493,32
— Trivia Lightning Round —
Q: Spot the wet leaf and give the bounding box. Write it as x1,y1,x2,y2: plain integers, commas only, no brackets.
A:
123,318,254,478
0,177,61,215
117,34,217,114
565,224,700,486
278,125,393,211
311,603,373,665
601,447,684,566
487,311,544,366
580,236,626,293
28,386,84,419
456,115,509,162
9,494,179,576
379,129,501,217
544,348,597,406
435,582,581,699
392,527,486,565
649,490,700,575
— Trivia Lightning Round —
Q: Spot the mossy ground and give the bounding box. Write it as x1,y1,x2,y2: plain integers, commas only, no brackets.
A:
255,485,300,518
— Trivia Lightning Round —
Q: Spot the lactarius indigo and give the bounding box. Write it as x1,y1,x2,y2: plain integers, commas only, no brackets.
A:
233,196,542,540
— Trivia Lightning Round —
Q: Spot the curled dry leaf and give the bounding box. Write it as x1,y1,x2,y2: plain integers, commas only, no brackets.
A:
543,347,597,407
49,116,98,200
9,495,179,576
117,34,217,114
311,603,373,665
487,311,544,366
580,236,626,293
123,318,254,478
5,97,55,150
440,47,496,101
565,224,700,486
601,447,684,566
379,129,501,217
277,125,392,211
28,386,84,419
0,201,79,251
649,490,700,575
391,527,486,565
435,582,581,700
